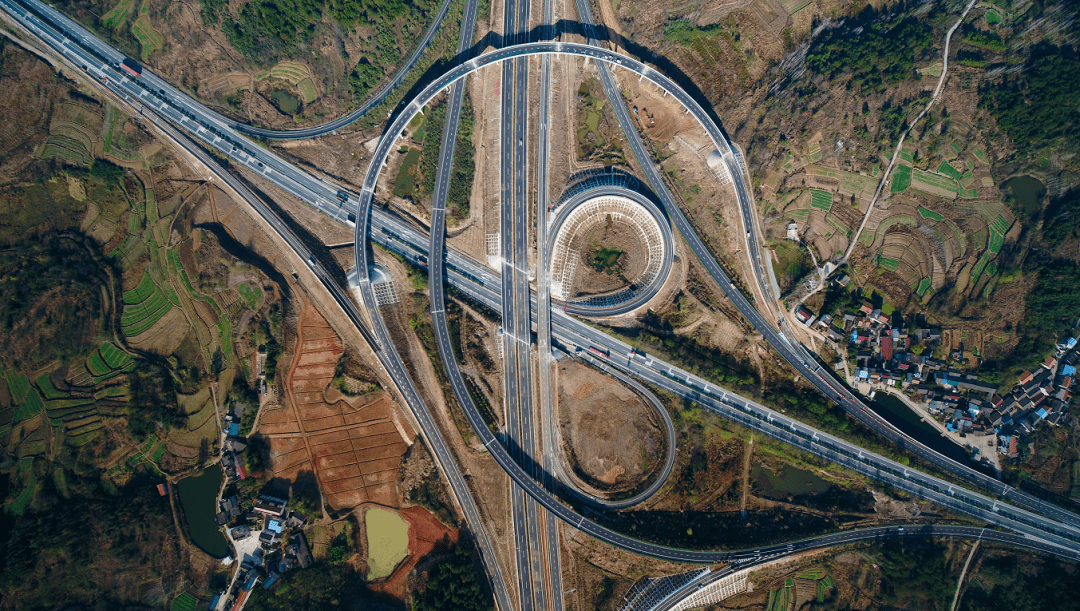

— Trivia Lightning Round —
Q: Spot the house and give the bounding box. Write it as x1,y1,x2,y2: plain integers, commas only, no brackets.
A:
860,302,873,315
254,494,287,516
1043,356,1058,370
230,525,251,540
835,274,851,287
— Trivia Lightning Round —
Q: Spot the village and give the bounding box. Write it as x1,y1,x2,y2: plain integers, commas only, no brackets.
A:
795,274,1077,471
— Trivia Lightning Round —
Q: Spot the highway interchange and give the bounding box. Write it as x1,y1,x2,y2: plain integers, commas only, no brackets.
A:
3,0,1080,607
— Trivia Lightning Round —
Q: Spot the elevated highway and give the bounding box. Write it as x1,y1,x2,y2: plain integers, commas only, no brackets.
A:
8,0,1080,586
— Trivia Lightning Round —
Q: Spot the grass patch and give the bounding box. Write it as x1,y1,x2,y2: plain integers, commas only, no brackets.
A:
890,165,912,193
297,78,318,104
876,255,900,270
936,160,963,180
99,342,133,369
6,369,31,403
171,593,198,611
917,277,933,296
102,0,136,29
237,282,261,309
392,148,422,198
917,205,944,221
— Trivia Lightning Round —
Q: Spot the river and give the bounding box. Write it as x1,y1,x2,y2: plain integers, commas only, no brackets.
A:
177,464,230,558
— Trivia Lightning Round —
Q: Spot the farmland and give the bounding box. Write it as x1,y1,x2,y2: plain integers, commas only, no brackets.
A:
120,271,174,336
256,61,319,104
890,165,912,192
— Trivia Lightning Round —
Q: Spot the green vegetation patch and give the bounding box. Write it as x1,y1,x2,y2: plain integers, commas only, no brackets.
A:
898,149,915,163
99,342,133,369
102,0,136,29
237,283,261,309
810,189,833,211
890,165,912,193
911,167,960,197
6,369,31,403
936,160,963,180
85,350,111,377
917,205,944,220
971,252,991,284
171,593,197,611
980,50,1080,157
35,373,66,399
391,148,422,198
985,9,1002,24
989,230,1005,254
917,277,933,296
806,17,935,89
877,255,900,270
297,78,318,104
124,271,157,304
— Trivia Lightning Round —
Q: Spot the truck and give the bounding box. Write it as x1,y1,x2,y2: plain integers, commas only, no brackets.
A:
337,190,349,203
121,58,142,78
588,346,609,359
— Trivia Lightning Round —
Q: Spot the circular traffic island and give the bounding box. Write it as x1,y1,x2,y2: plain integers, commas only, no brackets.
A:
568,218,649,299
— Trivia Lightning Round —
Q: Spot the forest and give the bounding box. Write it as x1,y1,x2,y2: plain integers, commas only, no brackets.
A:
805,16,935,91
978,47,1080,157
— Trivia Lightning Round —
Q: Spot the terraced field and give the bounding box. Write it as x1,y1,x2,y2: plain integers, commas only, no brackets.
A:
917,205,944,221
130,0,164,59
256,61,319,103
911,167,960,198
120,271,174,336
810,189,832,211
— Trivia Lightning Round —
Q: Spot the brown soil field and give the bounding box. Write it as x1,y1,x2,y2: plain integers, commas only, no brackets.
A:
568,221,647,298
261,302,415,510
558,361,662,491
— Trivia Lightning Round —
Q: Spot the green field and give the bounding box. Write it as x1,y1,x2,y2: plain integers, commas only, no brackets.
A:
35,373,66,399
974,149,989,164
971,252,991,284
917,205,944,220
86,350,111,377
877,255,900,270
101,0,135,28
986,9,1002,24
171,593,198,611
120,282,174,336
890,165,912,192
6,369,31,403
911,167,960,197
810,189,833,211
898,149,915,163
936,160,964,180
99,342,133,369
991,214,1010,235
392,148,422,198
918,277,933,296
297,78,318,104
989,230,1005,254
124,272,157,304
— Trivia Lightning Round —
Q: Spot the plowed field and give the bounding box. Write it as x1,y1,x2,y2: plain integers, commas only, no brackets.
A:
262,303,415,509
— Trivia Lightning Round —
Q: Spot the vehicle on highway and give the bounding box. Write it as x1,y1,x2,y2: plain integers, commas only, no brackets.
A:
120,57,141,77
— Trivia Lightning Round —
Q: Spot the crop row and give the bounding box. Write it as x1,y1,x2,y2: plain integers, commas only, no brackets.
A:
124,271,158,304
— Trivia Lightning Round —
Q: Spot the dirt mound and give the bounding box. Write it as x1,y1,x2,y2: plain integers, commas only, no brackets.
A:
558,362,663,492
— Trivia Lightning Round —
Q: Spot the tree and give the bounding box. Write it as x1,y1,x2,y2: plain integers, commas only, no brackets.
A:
413,540,493,611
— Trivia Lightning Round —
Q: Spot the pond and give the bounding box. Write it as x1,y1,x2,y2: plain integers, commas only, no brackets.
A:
751,463,831,499
1003,175,1045,218
365,507,409,579
869,394,973,467
270,89,300,114
177,464,230,558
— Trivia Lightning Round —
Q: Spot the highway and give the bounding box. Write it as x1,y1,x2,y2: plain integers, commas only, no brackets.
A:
544,185,674,316
9,0,1080,586
16,0,1080,537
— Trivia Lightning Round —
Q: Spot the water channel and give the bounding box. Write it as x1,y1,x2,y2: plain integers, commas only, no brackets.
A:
177,464,230,558
868,393,973,466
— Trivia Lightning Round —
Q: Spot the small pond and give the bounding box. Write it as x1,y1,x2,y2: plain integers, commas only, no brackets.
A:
751,463,830,499
365,507,409,579
1003,175,1045,218
177,464,230,558
271,89,300,114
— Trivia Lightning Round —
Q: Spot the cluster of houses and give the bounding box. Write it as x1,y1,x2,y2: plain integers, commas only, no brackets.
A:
797,277,1077,463
219,403,248,482
213,492,313,611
